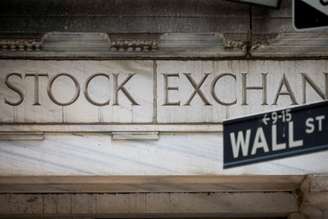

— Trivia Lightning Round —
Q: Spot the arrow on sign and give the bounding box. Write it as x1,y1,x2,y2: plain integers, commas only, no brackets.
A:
262,114,270,125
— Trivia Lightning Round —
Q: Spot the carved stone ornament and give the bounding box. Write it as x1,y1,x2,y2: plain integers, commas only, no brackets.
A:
251,33,279,50
0,33,44,51
221,33,247,51
109,33,160,52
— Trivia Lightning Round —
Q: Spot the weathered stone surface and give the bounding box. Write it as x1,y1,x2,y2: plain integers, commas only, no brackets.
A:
0,0,249,33
0,133,326,175
157,60,328,123
1,0,328,58
0,60,327,175
0,192,298,218
288,213,307,219
300,175,328,219
8,194,43,215
0,175,304,193
0,32,247,58
0,0,249,17
251,0,328,57
0,60,153,123
0,60,327,125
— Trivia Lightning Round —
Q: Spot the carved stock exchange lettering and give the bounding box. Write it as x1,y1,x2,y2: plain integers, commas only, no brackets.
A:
4,73,139,106
161,72,328,106
3,72,328,107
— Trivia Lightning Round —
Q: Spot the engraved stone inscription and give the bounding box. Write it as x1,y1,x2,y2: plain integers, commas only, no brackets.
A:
5,72,139,107
157,61,328,123
0,60,327,124
0,60,153,123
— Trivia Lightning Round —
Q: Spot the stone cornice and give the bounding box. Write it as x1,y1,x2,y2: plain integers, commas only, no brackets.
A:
0,33,44,51
109,33,160,52
0,32,245,58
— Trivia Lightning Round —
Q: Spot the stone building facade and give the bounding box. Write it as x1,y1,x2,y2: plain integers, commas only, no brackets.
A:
0,0,327,218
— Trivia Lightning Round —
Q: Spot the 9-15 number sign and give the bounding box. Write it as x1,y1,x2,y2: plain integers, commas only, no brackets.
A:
223,101,328,169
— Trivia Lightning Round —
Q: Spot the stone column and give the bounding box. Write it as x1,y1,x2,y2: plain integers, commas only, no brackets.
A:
301,175,328,219
288,213,307,219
